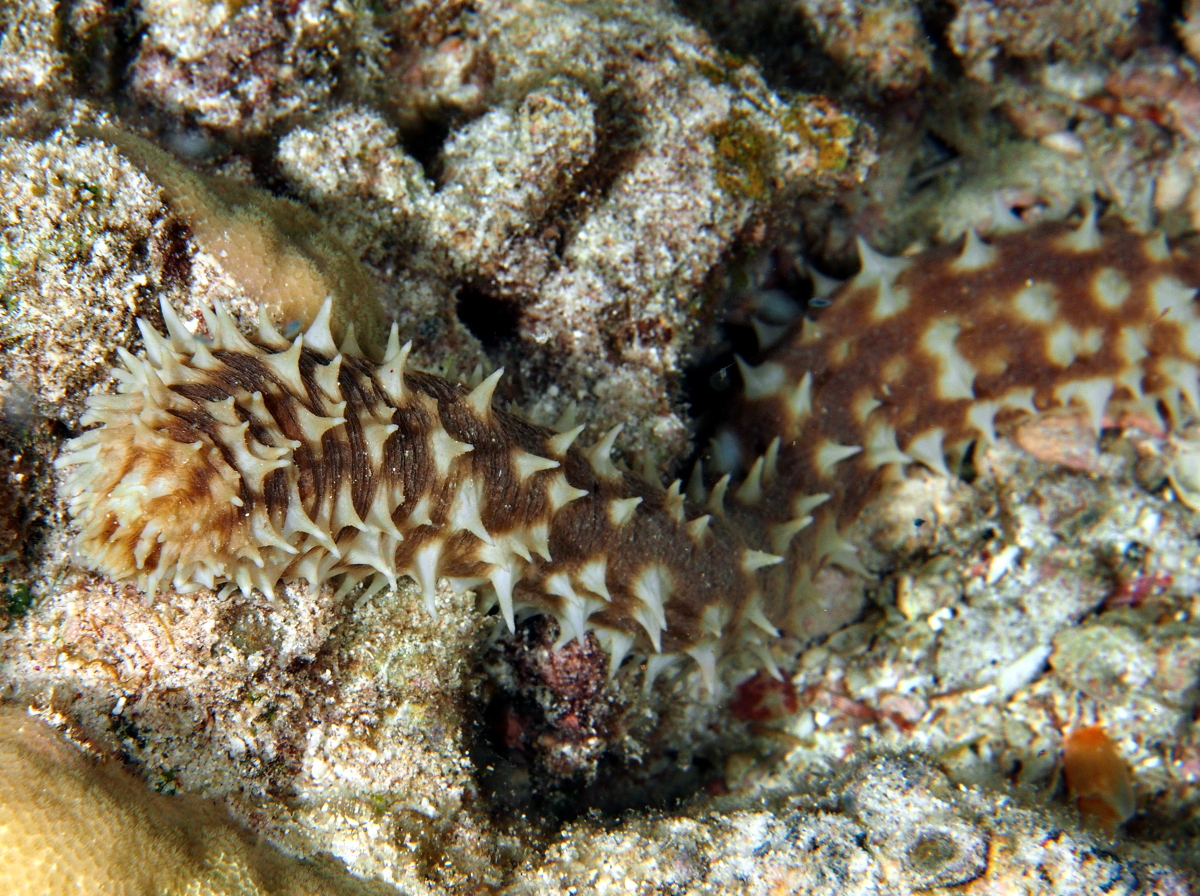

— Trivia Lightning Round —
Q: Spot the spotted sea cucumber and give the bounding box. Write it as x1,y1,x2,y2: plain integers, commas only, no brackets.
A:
714,216,1200,635
56,215,1200,697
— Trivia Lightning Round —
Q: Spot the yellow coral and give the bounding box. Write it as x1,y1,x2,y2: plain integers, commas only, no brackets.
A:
81,125,386,359
0,705,397,895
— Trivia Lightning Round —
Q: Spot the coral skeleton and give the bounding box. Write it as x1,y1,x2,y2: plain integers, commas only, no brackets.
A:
0,707,393,896
57,215,1200,697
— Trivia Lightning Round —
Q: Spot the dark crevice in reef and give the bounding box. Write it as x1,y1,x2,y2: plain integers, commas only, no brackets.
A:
680,242,820,477
436,79,648,373
680,341,744,476
674,0,846,98
56,0,145,101
154,216,196,290
450,82,649,389
0,406,61,629
471,615,712,827
472,709,715,828
401,116,455,185
456,281,524,351
536,78,645,265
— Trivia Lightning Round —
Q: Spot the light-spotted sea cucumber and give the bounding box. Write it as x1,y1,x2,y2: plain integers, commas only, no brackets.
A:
713,216,1200,636
56,215,1200,697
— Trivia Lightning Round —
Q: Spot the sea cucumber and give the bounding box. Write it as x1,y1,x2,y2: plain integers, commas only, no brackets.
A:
56,299,783,695
714,216,1200,636
57,215,1200,697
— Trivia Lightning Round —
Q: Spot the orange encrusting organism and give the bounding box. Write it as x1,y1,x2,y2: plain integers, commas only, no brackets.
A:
1062,724,1136,834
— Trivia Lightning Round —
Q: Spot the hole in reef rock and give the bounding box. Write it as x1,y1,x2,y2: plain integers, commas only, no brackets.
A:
470,615,710,826
537,86,644,255
456,282,522,350
403,116,454,184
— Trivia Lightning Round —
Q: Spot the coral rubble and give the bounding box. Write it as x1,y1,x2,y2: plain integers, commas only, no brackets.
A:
948,0,1142,84
126,0,366,141
277,0,869,464
507,754,1193,895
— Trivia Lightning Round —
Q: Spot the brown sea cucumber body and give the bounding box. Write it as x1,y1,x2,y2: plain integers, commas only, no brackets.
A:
58,216,1200,695
57,300,781,696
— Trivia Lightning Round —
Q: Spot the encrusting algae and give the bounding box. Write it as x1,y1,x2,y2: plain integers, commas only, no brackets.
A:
84,125,388,359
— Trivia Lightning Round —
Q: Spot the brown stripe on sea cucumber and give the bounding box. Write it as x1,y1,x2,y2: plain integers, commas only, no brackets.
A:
61,217,1200,700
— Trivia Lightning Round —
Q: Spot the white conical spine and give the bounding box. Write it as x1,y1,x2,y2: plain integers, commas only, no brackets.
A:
305,297,338,355
548,423,584,457
742,549,784,573
685,514,711,542
465,368,504,418
160,297,197,350
262,336,307,396
312,354,343,402
735,456,765,505
905,428,948,476
788,372,813,420
735,357,787,400
608,496,642,526
599,629,635,680
589,425,624,479
952,229,996,271
339,322,363,357
853,237,908,287
256,307,290,349
377,338,413,405
513,451,560,480
815,441,862,476
663,480,685,522
706,474,731,515
546,473,588,511
770,516,812,554
577,558,610,602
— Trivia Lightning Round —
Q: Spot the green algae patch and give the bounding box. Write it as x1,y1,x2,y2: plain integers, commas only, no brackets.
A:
781,95,859,173
710,111,776,201
0,583,34,627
